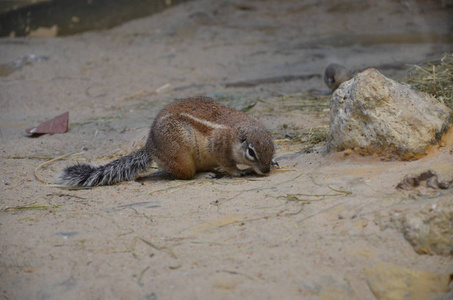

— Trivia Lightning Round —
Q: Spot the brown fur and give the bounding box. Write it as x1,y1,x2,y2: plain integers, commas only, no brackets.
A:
145,96,275,179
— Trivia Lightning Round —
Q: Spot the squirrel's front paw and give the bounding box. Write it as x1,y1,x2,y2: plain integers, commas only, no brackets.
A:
271,159,279,168
194,172,219,179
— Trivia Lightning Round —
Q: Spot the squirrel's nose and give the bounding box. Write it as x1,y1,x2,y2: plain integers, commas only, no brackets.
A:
260,165,270,174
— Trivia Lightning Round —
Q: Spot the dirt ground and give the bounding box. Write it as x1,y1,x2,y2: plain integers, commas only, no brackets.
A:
1,0,453,299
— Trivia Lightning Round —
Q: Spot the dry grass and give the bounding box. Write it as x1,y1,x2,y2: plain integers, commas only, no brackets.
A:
404,53,453,110
274,124,330,151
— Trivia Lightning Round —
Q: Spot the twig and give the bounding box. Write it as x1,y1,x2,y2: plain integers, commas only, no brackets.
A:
3,203,60,211
216,207,302,228
212,172,305,193
218,269,258,280
116,83,171,101
272,168,298,172
138,266,150,286
3,182,22,190
136,237,177,259
412,64,432,75
326,185,353,195
296,203,343,226
233,177,271,181
10,156,55,160
46,193,88,200
46,184,92,190
116,89,152,101
213,192,244,209
190,241,229,246
432,65,437,95
148,180,196,195
154,83,171,94
34,153,82,184
282,206,305,216
217,215,271,227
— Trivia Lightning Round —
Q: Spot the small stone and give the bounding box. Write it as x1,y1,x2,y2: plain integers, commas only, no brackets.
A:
396,169,453,190
365,262,451,300
400,202,453,256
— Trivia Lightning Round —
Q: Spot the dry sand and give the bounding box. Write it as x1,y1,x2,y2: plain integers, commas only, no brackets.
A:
1,0,452,299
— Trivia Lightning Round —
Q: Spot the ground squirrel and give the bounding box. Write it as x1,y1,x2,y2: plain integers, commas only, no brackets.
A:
56,96,276,187
324,63,352,92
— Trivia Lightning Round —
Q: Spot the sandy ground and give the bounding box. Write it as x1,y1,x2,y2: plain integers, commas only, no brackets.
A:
1,0,453,299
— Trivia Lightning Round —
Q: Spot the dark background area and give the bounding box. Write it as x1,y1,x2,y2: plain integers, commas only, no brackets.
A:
0,0,189,37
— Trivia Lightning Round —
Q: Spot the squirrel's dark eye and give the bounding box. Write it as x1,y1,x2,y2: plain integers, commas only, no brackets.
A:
247,147,256,159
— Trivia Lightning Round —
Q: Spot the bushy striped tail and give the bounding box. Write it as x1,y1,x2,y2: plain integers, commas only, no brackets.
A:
55,148,150,187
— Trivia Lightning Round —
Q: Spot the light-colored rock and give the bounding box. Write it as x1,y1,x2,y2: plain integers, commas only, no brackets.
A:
329,68,452,160
398,201,453,256
364,262,451,300
375,197,453,256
